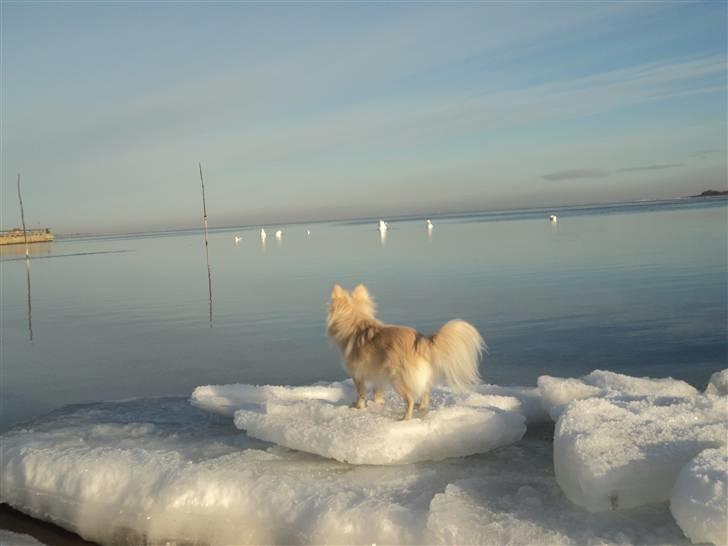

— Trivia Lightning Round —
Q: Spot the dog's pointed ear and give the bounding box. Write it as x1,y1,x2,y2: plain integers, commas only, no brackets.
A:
331,284,347,298
351,284,371,301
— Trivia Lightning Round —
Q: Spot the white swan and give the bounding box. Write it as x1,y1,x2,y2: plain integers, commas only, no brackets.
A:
378,219,388,232
234,235,242,243
426,219,433,228
275,229,283,240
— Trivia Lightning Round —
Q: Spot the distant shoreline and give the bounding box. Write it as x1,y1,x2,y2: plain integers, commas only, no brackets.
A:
690,189,728,198
18,194,728,241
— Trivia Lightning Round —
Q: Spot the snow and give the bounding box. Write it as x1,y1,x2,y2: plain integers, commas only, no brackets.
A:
554,394,727,512
538,370,698,420
191,382,348,417
670,446,728,546
0,398,690,546
704,369,728,396
193,381,526,464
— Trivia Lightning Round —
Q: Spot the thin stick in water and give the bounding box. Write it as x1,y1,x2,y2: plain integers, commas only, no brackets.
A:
17,173,33,340
17,173,29,259
199,163,213,325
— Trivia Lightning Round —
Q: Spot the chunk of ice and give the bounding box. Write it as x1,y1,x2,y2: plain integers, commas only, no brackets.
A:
427,477,689,545
191,382,349,417
475,384,550,423
704,369,728,396
538,370,698,420
231,385,527,464
0,397,690,545
670,446,728,546
554,394,727,512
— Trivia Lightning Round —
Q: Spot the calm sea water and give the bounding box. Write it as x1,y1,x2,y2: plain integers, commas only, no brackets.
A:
1,199,726,432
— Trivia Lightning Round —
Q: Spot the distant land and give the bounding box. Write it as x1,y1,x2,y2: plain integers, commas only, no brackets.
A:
691,189,728,197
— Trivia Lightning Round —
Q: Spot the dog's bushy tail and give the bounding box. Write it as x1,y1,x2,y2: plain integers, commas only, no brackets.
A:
430,320,485,391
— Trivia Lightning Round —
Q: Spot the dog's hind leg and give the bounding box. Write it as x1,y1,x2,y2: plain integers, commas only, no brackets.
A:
351,377,367,409
392,380,414,420
372,386,384,404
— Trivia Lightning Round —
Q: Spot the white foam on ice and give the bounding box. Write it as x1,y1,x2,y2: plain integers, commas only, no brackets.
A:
229,383,527,464
670,446,728,546
538,369,698,420
704,368,728,396
0,398,690,546
554,394,727,512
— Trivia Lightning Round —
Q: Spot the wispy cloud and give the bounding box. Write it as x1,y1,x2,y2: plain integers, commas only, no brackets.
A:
544,163,683,181
615,163,682,173
542,169,609,181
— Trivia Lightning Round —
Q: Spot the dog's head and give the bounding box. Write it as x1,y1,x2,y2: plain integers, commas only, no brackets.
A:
327,284,376,337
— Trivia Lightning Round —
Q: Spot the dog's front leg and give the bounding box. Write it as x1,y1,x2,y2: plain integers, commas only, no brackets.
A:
418,389,430,412
351,378,367,409
402,392,414,420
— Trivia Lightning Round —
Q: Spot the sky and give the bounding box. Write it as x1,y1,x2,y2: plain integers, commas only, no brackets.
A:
1,1,726,234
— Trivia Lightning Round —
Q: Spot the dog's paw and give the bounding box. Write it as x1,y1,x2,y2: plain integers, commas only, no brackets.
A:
350,400,366,409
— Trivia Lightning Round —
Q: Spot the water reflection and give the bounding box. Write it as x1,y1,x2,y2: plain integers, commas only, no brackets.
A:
25,256,33,341
0,242,52,258
379,228,387,247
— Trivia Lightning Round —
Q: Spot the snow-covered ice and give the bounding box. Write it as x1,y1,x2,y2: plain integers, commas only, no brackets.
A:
475,384,550,423
191,382,348,417
193,380,527,464
704,369,728,396
427,476,688,546
670,446,728,546
538,370,698,420
554,394,727,512
0,397,691,546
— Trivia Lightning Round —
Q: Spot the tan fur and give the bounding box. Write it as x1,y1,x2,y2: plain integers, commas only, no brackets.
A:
327,284,485,420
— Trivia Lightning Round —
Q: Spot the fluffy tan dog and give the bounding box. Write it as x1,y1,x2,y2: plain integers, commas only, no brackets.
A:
327,284,485,420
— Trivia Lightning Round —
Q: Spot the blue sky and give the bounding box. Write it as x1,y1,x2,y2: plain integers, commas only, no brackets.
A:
1,1,725,234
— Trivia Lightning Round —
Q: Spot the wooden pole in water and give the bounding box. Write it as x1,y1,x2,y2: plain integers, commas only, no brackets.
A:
199,163,213,325
17,173,29,259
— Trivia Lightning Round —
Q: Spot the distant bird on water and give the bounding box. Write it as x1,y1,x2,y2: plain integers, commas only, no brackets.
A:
378,219,388,232
260,229,267,240
234,235,242,243
549,215,558,223
275,229,283,240
426,219,433,229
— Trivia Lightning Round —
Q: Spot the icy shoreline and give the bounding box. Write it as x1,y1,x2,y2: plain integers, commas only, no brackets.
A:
1,370,725,546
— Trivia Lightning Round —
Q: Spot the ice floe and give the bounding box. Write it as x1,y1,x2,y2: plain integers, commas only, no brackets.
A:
191,382,348,417
0,397,692,546
554,394,727,512
193,380,526,464
704,368,728,396
538,369,698,420
670,446,728,546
